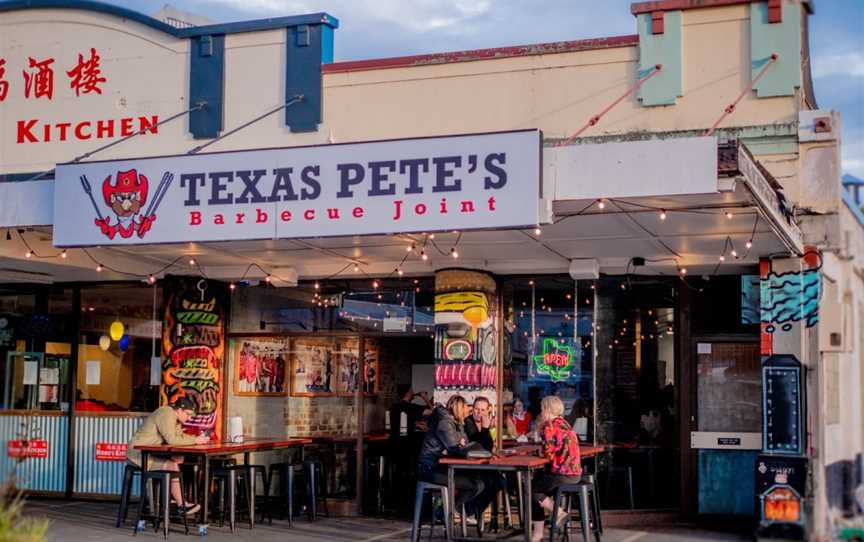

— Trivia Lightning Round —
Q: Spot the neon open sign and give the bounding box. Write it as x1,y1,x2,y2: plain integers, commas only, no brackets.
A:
532,338,576,382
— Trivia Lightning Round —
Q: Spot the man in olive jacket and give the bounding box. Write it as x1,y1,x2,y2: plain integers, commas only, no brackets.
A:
126,397,208,515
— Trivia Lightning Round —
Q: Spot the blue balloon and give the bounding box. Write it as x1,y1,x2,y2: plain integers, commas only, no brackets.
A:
119,334,130,352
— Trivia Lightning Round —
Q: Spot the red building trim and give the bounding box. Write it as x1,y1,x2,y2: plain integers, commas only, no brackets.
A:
631,0,812,15
323,35,639,74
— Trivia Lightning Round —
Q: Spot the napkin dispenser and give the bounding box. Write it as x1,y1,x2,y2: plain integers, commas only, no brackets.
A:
228,416,244,443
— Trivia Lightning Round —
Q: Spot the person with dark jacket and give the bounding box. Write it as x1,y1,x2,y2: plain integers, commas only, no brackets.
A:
417,395,485,510
464,396,494,452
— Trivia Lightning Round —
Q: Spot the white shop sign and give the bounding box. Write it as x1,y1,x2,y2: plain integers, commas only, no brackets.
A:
53,130,543,247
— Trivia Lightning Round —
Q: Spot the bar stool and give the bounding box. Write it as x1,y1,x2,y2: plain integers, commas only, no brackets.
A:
132,470,190,539
117,463,142,528
604,466,634,509
411,481,451,542
549,475,602,542
231,464,272,526
268,462,302,526
303,459,329,520
210,466,242,533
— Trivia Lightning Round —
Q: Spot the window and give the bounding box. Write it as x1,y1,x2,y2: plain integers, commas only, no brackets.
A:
76,285,162,413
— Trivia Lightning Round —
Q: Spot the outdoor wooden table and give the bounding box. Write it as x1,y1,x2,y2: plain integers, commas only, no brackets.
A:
440,454,548,542
135,437,313,536
439,445,603,542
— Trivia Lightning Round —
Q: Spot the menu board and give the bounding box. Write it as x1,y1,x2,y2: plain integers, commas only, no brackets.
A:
762,355,803,455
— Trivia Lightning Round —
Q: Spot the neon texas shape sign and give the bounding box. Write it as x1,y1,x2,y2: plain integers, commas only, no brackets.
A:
532,338,576,382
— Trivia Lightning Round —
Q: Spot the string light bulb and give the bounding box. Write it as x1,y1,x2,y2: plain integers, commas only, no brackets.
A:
372,280,379,289
397,268,404,276
25,250,32,258
189,258,196,266
353,264,360,272
314,282,320,290
597,199,606,209
429,234,435,240
407,244,415,253
725,211,734,219
265,275,271,283
719,255,726,262
679,267,687,275
421,250,428,261
148,275,156,284
60,250,68,259
746,240,753,249
660,210,667,221
731,249,738,258
229,282,236,291
96,263,104,272
534,227,542,235
451,248,459,259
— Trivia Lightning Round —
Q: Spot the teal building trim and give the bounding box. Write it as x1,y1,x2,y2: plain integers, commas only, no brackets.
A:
636,11,682,107
750,1,801,97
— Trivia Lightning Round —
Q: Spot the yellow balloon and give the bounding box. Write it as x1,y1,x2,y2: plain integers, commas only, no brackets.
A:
109,321,125,341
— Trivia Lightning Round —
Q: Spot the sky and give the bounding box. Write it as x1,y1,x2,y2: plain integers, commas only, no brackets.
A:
106,0,864,178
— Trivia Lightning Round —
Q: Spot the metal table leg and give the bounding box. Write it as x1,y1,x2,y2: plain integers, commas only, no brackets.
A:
447,465,455,541
245,452,255,529
522,469,533,542
199,454,210,536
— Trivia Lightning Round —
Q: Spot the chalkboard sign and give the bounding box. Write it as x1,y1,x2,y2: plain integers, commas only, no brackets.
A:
762,355,804,455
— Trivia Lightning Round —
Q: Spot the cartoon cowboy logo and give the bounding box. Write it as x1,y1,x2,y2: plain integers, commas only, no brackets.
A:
80,169,173,241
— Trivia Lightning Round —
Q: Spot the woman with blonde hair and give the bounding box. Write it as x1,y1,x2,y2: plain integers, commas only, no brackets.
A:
530,395,582,541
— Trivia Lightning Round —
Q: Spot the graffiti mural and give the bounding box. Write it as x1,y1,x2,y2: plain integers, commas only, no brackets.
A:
760,251,822,334
433,270,498,408
162,277,226,440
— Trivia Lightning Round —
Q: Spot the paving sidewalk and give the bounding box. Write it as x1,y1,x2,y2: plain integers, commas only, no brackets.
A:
23,499,750,541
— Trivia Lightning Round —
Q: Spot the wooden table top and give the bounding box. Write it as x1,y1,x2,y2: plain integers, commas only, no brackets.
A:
440,455,549,468
297,432,389,444
135,437,313,454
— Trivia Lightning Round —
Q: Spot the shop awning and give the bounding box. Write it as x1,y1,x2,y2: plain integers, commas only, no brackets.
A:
0,136,802,283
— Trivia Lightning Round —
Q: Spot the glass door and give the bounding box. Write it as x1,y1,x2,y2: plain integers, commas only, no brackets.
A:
692,340,761,517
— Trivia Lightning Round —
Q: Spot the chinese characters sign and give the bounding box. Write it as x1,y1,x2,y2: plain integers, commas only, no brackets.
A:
7,439,48,459
1,48,162,145
95,443,128,461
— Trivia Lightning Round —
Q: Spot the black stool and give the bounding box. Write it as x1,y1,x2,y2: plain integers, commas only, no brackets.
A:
411,481,451,542
132,470,190,539
268,462,302,526
231,464,272,526
549,475,602,542
210,467,242,533
117,463,142,528
303,460,329,521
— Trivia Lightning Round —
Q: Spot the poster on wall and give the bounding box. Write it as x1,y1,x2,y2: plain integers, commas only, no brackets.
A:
335,338,379,396
233,337,289,397
162,276,227,440
290,337,336,396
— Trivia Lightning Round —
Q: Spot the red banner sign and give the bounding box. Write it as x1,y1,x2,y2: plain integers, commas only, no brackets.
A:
7,439,48,459
95,442,128,461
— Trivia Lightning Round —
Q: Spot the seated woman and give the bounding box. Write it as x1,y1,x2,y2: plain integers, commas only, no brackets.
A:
530,395,582,541
416,395,485,515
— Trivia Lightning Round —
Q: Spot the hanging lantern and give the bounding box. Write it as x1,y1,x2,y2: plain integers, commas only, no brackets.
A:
98,335,111,351
110,320,125,341
119,334,130,352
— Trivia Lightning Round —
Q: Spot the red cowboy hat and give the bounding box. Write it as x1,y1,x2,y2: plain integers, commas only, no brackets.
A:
102,169,148,206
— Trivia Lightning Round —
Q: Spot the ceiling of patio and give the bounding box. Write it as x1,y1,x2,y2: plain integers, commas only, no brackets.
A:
0,180,794,284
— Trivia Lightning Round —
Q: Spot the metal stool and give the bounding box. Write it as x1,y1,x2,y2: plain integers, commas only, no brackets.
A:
117,463,142,528
210,467,242,533
230,464,271,527
132,470,190,539
268,462,302,526
550,475,602,542
411,481,451,542
604,466,634,510
303,460,329,521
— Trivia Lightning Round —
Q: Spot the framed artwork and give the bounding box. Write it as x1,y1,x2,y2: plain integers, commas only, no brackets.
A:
290,337,337,397
233,337,289,396
336,338,379,396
